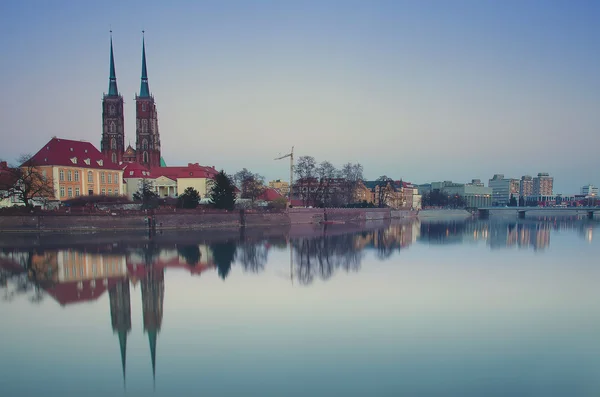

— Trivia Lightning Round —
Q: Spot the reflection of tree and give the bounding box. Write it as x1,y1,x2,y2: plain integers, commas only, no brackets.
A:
1,249,57,303
292,233,362,285
238,242,268,273
137,243,161,266
211,241,237,279
177,245,201,266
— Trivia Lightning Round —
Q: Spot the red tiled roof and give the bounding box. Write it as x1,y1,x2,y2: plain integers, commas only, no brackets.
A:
258,188,283,202
122,162,152,179
153,163,218,180
27,138,121,170
0,163,18,190
44,276,124,306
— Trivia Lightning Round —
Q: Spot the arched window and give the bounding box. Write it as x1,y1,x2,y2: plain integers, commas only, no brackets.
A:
59,170,64,181
109,121,116,133
111,138,117,150
142,139,148,150
143,151,149,163
88,171,93,183
109,105,116,115
112,152,117,163
142,119,148,132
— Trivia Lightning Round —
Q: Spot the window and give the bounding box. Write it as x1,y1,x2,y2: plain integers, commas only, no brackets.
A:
111,138,117,150
101,188,106,195
42,170,47,180
59,170,64,181
143,151,148,163
109,105,115,115
142,139,148,150
114,173,118,183
84,158,90,165
75,187,80,197
67,171,72,182
112,153,117,163
60,186,65,197
142,103,146,111
67,187,73,197
108,188,112,195
88,189,93,196
107,173,112,184
142,119,148,132
109,121,116,133
101,172,105,183
129,171,134,176
74,171,79,182
88,171,93,183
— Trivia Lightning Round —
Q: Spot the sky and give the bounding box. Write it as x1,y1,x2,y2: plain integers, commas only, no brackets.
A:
0,0,599,193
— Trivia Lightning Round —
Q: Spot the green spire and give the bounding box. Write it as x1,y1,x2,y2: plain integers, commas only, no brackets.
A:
148,329,157,388
118,329,127,388
108,32,118,96
139,32,150,98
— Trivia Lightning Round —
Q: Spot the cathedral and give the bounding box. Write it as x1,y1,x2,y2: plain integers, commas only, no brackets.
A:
100,34,163,169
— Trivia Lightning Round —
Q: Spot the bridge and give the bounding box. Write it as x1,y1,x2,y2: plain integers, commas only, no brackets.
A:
477,207,600,219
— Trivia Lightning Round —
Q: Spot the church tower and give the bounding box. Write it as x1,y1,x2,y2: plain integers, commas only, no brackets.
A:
101,33,125,164
135,33,162,169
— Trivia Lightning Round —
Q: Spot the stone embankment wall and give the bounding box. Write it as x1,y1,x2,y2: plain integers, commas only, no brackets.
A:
0,208,417,233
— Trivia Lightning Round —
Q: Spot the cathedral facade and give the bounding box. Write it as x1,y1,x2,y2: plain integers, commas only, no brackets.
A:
101,34,162,169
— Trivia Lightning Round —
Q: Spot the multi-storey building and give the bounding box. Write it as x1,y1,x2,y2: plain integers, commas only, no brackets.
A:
27,138,123,200
520,175,533,198
420,180,492,208
488,174,520,206
533,172,553,196
581,184,598,197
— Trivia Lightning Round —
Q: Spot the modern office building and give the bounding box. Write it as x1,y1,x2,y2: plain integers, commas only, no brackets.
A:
533,173,553,196
420,180,492,208
581,184,598,197
488,174,520,206
520,175,533,198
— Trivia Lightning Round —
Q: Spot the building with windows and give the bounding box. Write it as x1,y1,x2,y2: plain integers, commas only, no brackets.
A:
27,137,123,201
488,174,520,206
419,180,492,208
520,175,533,198
581,184,598,197
533,173,553,196
268,179,290,197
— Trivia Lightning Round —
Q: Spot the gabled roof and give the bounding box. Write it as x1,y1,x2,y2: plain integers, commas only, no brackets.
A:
153,163,218,180
27,138,121,170
122,162,152,179
258,188,283,202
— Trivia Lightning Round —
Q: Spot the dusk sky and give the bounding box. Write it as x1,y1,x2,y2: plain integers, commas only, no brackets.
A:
1,0,599,193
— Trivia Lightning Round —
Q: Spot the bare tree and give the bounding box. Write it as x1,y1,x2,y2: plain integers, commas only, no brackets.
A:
315,161,338,207
1,155,54,207
375,175,394,208
294,156,317,206
234,168,266,204
340,162,363,205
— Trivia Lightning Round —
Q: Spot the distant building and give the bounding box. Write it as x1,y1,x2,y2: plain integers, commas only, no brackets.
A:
419,180,492,208
520,175,533,198
268,179,290,197
581,184,598,197
488,174,520,206
533,173,553,196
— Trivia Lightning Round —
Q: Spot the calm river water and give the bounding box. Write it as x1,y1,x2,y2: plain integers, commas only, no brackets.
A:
1,218,599,397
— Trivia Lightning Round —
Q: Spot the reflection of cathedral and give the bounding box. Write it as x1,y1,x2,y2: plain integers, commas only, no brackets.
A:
109,280,131,385
141,268,164,385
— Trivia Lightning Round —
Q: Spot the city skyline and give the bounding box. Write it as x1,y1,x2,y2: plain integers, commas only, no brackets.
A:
1,1,599,193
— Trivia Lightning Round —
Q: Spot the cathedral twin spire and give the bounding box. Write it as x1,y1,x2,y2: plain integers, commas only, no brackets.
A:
106,31,151,98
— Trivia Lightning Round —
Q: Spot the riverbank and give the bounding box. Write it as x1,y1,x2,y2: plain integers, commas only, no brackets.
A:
0,208,418,233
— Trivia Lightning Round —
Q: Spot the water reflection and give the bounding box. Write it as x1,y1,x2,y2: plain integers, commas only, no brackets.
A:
1,218,599,394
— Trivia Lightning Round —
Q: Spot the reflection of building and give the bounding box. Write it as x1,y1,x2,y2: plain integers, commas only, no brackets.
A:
109,280,131,385
141,268,164,384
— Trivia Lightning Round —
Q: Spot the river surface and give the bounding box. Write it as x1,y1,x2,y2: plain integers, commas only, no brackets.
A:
1,218,599,397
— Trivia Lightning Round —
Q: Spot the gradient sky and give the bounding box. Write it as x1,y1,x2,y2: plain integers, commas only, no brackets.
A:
0,0,599,193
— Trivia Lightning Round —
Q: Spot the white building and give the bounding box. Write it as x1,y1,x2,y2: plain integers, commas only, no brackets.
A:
581,184,598,197
488,174,520,206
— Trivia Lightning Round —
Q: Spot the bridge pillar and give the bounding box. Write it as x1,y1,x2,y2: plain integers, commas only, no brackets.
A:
518,210,526,219
478,209,489,219
588,211,594,220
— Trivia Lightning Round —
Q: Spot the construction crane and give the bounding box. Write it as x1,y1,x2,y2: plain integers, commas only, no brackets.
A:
274,146,294,204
